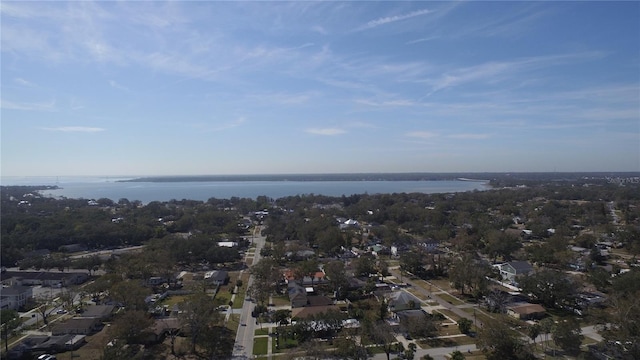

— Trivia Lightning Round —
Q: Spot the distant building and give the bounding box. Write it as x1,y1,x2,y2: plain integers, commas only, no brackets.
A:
204,270,228,285
493,261,534,285
506,303,546,320
52,317,101,335
386,291,422,313
1,271,88,287
0,285,33,310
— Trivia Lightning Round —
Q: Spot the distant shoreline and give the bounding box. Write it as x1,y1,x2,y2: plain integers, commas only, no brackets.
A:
118,173,483,183
117,171,637,183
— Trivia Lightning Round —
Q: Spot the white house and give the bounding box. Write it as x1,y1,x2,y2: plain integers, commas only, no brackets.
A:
1,285,33,310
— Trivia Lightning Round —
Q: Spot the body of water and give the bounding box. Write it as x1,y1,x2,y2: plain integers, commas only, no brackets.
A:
1,176,489,203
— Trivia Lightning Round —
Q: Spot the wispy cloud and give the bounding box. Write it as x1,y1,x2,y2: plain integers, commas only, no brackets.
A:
405,36,439,45
202,117,246,132
406,131,438,140
14,78,35,87
41,126,105,133
311,25,327,35
306,128,346,136
109,80,131,92
423,51,605,96
355,98,416,107
357,8,433,31
448,133,490,139
1,99,56,111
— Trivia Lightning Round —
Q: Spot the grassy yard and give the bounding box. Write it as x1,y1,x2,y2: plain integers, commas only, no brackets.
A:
255,328,270,336
462,307,497,326
438,324,463,337
436,309,462,322
273,337,298,353
407,288,430,301
437,293,465,306
226,314,240,331
159,295,189,307
270,295,290,306
253,337,269,355
215,290,232,304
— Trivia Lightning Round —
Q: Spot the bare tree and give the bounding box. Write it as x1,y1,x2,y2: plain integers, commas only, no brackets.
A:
33,292,58,326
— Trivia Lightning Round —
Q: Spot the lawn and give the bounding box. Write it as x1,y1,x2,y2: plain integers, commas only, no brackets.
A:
436,309,462,322
255,328,269,336
407,288,430,301
273,337,298,353
253,337,269,355
270,295,290,306
226,314,240,331
214,290,232,306
437,293,465,306
159,295,189,307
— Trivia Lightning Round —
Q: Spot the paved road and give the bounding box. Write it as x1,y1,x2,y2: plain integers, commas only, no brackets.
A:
232,226,267,359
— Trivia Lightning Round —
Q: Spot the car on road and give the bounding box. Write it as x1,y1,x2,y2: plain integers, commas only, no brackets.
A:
56,309,67,314
37,355,57,360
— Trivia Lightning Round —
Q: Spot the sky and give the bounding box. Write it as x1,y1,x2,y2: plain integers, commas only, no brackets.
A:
1,1,639,177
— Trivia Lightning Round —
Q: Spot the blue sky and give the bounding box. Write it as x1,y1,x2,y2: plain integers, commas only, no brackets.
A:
1,1,639,177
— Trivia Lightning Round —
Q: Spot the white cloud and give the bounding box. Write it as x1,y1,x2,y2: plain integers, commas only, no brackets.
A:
41,126,105,133
405,36,439,45
357,8,433,31
355,98,416,107
406,131,438,139
14,78,35,87
194,117,246,132
448,133,490,139
1,99,56,111
311,25,328,35
306,128,346,136
109,80,131,92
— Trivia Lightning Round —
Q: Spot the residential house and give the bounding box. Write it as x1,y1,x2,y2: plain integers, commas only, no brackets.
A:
418,240,439,253
395,309,430,335
204,270,228,285
386,291,422,313
493,261,534,286
52,317,101,335
302,272,327,286
144,317,181,344
147,277,168,286
0,285,33,310
506,303,546,320
5,334,85,359
291,305,340,320
59,244,88,253
79,305,115,321
288,281,308,308
1,271,88,287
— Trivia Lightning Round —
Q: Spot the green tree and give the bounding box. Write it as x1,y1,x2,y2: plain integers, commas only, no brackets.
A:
477,318,533,360
324,260,348,298
458,318,472,334
484,230,521,262
108,310,153,344
249,258,279,306
334,337,370,359
519,269,575,308
367,320,396,360
528,323,541,348
450,350,465,360
552,318,583,355
179,292,221,355
1,309,21,353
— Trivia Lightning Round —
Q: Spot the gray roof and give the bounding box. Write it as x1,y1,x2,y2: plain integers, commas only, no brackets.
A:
507,261,533,273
